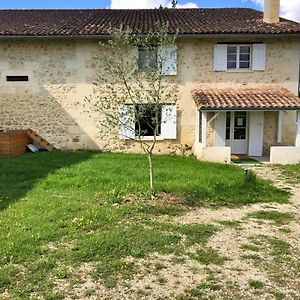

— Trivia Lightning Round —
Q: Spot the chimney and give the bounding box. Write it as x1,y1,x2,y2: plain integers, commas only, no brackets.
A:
263,0,280,23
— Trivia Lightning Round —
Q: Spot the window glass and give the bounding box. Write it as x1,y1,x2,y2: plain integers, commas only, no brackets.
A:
239,61,250,69
227,46,237,69
138,46,158,70
227,46,237,54
234,112,247,140
226,112,231,140
239,46,251,69
135,104,161,136
227,45,251,70
227,61,237,69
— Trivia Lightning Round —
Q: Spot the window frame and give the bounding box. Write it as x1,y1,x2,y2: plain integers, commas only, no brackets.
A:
137,45,158,71
134,104,162,138
227,44,252,71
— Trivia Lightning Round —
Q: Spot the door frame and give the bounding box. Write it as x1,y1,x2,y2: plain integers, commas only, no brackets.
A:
225,111,249,155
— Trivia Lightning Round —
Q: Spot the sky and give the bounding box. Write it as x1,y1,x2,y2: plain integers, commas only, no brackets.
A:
0,0,298,21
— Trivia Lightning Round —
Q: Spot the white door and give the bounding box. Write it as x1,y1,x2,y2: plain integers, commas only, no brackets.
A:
248,111,264,156
226,112,248,154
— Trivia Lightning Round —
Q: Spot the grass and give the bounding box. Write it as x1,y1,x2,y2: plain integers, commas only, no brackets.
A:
243,235,300,291
247,210,294,225
249,280,264,290
0,152,289,298
277,164,300,184
177,271,222,299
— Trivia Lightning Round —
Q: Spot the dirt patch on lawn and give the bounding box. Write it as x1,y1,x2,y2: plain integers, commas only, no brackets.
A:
52,166,300,299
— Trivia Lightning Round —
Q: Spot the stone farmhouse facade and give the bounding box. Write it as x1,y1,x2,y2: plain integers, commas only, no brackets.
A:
0,0,300,163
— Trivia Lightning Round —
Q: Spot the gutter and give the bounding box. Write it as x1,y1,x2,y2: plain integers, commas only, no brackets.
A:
0,33,299,41
199,107,300,111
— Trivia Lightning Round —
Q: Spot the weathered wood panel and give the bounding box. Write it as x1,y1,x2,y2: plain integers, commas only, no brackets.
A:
0,130,32,157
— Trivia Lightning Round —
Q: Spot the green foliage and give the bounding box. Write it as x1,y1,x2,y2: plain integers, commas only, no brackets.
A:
83,25,179,195
277,164,300,184
248,210,294,225
249,279,264,289
245,169,257,184
191,248,227,265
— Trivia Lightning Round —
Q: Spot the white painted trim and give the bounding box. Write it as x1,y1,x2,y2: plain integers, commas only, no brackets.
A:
229,111,234,145
195,110,200,143
201,111,207,148
277,111,283,144
296,111,300,147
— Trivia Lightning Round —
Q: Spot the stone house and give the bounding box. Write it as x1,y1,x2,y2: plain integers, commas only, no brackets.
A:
0,0,300,163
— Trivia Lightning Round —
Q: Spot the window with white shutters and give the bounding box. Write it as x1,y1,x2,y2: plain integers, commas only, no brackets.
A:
119,104,177,140
227,45,251,70
214,43,266,72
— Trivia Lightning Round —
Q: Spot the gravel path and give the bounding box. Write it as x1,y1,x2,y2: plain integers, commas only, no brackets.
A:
57,165,300,300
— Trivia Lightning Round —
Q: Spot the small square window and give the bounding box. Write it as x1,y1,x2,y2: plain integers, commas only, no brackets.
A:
227,45,251,70
138,46,158,70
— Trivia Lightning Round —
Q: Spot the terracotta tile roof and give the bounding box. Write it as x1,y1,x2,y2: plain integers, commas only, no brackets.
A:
0,8,299,37
192,87,300,110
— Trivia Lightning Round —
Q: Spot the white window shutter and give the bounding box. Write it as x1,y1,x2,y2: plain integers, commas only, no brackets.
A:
252,44,266,71
119,105,135,140
158,45,177,76
161,105,177,139
213,44,227,71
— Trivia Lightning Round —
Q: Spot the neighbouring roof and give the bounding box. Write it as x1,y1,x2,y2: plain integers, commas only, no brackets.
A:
0,8,299,37
192,87,300,110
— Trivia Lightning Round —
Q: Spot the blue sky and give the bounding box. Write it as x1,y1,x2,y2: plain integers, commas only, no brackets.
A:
0,0,260,10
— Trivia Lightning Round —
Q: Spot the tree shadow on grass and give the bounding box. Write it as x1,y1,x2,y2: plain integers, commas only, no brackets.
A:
0,151,95,211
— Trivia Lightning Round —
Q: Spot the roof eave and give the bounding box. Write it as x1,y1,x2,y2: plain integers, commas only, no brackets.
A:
198,107,300,111
0,32,299,40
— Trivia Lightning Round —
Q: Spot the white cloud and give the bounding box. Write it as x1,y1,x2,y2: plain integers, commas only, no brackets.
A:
175,2,198,8
110,0,198,9
248,0,300,22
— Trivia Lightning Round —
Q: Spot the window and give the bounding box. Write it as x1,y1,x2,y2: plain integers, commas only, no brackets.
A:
135,104,161,137
226,112,231,140
227,45,251,70
6,75,29,82
138,46,158,70
234,112,247,140
119,104,177,140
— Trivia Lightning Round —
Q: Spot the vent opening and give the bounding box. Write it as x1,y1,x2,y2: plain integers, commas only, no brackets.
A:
6,76,29,82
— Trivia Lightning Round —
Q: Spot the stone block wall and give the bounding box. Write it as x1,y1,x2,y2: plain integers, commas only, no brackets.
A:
0,38,299,154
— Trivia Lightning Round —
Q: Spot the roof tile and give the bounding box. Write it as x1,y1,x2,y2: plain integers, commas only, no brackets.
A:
192,87,300,110
0,8,299,37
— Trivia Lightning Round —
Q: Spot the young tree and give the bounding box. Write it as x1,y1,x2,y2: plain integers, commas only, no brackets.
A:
84,25,178,196
171,0,178,8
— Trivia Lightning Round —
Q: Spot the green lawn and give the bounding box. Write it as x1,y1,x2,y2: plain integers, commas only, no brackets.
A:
0,152,289,299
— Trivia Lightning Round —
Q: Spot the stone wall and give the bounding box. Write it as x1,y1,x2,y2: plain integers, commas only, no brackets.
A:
263,111,297,155
0,38,299,154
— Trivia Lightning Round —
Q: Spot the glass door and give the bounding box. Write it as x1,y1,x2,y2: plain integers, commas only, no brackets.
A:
226,112,248,154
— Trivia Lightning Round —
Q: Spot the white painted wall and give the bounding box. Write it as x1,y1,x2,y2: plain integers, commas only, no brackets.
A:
194,142,231,164
270,146,300,164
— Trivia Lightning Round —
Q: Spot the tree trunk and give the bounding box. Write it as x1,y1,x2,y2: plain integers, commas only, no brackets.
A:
147,154,155,197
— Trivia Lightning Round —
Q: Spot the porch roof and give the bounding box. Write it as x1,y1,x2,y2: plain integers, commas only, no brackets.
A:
192,87,300,111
